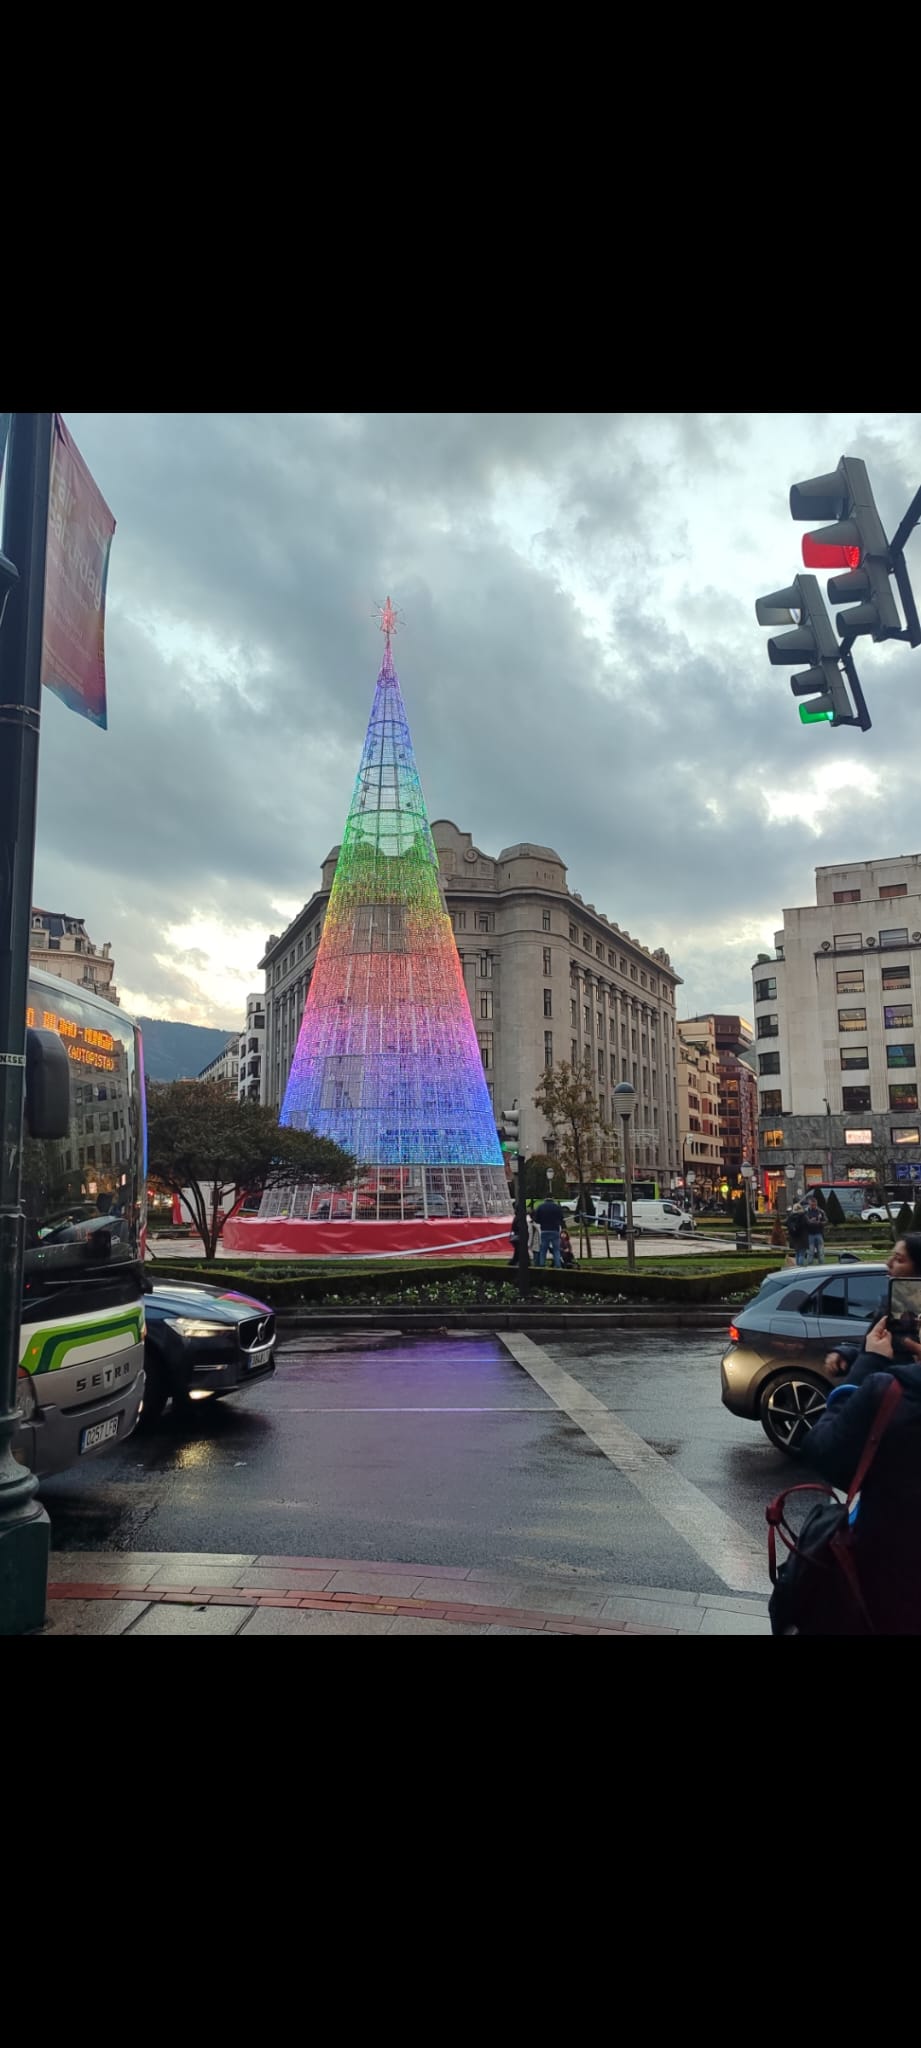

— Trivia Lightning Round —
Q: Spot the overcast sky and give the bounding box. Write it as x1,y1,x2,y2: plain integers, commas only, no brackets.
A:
28,410,921,1030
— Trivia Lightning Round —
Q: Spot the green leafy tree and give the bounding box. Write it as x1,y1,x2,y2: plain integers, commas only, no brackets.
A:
533,1058,617,1261
896,1201,914,1236
824,1189,845,1226
146,1079,356,1259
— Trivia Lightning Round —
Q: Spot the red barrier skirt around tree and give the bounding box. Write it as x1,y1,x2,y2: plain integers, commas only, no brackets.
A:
221,1215,514,1259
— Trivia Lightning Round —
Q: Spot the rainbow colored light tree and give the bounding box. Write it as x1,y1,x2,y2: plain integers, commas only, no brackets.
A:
236,603,511,1254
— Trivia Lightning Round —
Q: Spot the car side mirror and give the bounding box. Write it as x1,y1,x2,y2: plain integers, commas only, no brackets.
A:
25,1028,71,1140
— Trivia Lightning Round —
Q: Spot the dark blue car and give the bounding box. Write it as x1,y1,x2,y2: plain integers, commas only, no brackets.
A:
142,1278,276,1424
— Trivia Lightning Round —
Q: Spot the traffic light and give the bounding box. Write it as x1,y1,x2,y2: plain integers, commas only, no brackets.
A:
498,1101,519,1155
790,457,901,640
755,574,856,725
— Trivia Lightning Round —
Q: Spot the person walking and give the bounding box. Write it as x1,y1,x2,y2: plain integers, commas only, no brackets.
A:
528,1208,541,1263
534,1193,565,1269
792,1315,921,1633
786,1201,810,1267
804,1195,825,1264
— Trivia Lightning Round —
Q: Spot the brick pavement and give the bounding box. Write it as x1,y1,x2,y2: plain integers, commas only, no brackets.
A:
40,1552,771,1635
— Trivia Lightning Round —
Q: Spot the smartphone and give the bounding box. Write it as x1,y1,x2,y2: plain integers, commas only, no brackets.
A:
887,1276,921,1340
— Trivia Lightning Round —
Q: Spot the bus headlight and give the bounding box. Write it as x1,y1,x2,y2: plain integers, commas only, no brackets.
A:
16,1371,38,1422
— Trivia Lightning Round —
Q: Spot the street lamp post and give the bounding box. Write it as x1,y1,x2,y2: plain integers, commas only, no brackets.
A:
0,412,54,1636
613,1081,637,1272
740,1162,754,1255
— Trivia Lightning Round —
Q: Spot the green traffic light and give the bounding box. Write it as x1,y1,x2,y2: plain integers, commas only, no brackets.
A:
799,705,834,724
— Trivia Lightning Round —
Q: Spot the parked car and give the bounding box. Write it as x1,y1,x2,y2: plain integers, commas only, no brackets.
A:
141,1279,276,1423
720,1261,888,1454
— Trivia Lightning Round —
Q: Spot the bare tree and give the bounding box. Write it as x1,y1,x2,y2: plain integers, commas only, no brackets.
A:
534,1058,617,1261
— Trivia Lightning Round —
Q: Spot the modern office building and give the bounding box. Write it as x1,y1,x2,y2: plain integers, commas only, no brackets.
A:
752,855,921,1202
260,826,682,1183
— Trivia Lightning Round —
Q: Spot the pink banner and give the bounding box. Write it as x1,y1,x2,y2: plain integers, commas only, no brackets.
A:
41,415,115,728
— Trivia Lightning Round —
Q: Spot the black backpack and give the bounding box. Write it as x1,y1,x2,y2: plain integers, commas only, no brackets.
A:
766,1377,903,1636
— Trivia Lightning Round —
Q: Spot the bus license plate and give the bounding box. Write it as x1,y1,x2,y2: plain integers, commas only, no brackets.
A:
80,1415,120,1453
248,1347,271,1370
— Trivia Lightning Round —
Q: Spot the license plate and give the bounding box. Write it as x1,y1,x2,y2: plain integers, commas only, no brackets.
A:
247,1347,271,1370
80,1414,120,1453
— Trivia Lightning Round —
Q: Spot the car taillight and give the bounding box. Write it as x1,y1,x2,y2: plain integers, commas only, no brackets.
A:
728,1324,740,1344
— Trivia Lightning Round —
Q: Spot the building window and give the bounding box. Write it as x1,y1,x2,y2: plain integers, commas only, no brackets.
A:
478,1032,493,1069
479,952,493,977
598,1048,604,1080
890,1083,919,1110
479,992,493,1020
622,1058,628,1081
610,1053,617,1085
570,997,577,1026
569,922,578,942
598,1095,605,1120
884,1004,913,1029
543,988,552,1017
650,978,657,995
887,1043,916,1068
642,1066,649,1092
840,1045,869,1070
883,964,911,991
836,969,865,994
640,972,647,987
762,1129,785,1149
838,1007,867,1033
596,941,604,959
880,927,909,948
756,1014,779,1038
608,949,615,967
621,1024,627,1047
542,947,552,976
631,1029,638,1052
880,882,908,899
571,1040,578,1064
834,933,862,952
754,977,777,1002
453,912,466,931
544,1031,553,1069
760,1089,783,1112
542,910,551,931
609,1016,616,1041
892,1127,921,1145
842,1085,872,1111
759,1052,781,1075
630,965,638,981
583,933,592,952
833,888,861,904
477,914,493,933
619,956,627,973
597,1010,604,1037
584,1005,591,1034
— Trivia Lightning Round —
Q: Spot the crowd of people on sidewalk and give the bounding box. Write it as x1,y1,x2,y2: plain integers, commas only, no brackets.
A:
508,1195,576,1270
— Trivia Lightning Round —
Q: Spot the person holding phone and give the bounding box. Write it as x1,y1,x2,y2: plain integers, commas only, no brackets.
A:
801,1310,921,1632
825,1233,921,1379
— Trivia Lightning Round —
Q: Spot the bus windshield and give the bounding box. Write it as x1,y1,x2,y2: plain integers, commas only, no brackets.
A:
22,968,147,1275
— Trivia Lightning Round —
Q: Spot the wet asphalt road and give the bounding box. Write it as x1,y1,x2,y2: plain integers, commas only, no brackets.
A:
40,1330,794,1593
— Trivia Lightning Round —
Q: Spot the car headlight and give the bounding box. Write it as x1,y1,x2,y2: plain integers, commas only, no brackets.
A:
164,1317,229,1338
16,1370,38,1421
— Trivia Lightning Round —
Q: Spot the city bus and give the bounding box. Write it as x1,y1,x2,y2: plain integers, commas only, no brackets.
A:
15,967,147,1477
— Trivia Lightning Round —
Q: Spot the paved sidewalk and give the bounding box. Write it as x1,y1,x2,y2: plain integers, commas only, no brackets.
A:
40,1551,771,1635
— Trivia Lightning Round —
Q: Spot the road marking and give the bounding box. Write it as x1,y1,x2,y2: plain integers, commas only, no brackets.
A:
503,1332,767,1594
277,1405,549,1414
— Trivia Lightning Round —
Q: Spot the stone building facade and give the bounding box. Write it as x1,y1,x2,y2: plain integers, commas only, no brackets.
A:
676,1018,723,1194
30,909,118,1003
752,854,921,1202
260,823,682,1184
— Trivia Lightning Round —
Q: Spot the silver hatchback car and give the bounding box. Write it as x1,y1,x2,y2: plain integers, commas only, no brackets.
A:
721,1261,888,1454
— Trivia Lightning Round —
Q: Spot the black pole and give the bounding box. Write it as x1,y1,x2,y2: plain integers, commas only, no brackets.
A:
0,411,54,1636
514,1151,530,1296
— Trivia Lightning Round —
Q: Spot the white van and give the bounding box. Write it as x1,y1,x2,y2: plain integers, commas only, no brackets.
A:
631,1198,691,1237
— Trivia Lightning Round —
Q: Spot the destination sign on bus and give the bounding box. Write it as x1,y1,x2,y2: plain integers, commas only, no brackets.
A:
25,1006,117,1072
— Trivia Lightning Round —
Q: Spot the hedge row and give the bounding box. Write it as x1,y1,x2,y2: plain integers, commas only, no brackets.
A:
147,1258,775,1307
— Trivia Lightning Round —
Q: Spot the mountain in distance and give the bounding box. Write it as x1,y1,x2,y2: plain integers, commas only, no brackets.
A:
139,1016,233,1082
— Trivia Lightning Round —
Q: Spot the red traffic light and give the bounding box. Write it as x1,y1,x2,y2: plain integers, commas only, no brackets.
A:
802,535,860,570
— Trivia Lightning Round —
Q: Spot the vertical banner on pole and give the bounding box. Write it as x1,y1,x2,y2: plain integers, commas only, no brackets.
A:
41,415,114,729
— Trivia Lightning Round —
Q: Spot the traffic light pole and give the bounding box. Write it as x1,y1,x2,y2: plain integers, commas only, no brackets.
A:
514,1152,530,1297
0,412,53,1636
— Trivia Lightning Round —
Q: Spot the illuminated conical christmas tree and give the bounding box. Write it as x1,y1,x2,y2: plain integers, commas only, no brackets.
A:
260,602,509,1238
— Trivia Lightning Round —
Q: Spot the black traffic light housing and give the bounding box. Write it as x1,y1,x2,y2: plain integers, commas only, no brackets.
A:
790,456,901,641
755,574,866,727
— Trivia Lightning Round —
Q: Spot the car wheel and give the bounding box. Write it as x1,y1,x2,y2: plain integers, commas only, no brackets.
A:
759,1370,828,1455
139,1344,168,1427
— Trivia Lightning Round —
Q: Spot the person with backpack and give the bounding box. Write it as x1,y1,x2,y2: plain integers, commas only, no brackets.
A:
769,1317,921,1634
